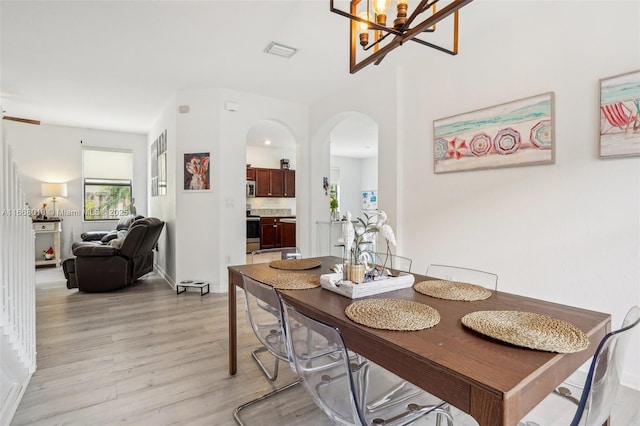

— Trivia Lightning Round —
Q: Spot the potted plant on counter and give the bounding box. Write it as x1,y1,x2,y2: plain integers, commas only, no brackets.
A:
330,196,339,221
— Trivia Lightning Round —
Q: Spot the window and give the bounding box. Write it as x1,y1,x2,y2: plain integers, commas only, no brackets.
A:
82,148,133,221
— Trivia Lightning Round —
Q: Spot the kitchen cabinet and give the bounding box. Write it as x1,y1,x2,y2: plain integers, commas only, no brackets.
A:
281,220,296,247
255,169,272,197
259,217,296,249
254,168,295,198
246,167,256,180
260,217,282,249
283,170,295,197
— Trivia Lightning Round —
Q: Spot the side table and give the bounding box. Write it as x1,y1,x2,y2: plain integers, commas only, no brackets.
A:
33,218,62,267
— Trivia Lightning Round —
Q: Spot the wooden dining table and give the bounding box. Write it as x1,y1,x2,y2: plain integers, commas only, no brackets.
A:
228,256,610,426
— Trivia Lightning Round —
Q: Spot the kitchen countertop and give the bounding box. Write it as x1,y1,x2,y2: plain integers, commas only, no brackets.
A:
249,208,293,217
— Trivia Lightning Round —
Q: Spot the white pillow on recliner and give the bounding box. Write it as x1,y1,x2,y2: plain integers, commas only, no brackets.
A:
109,237,125,249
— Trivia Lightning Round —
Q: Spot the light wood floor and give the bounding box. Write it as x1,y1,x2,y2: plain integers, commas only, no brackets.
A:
11,268,639,426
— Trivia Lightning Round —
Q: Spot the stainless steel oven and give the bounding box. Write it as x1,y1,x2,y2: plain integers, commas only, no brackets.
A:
246,215,260,253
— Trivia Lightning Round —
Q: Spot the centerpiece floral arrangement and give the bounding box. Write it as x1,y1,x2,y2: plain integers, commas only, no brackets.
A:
342,211,396,282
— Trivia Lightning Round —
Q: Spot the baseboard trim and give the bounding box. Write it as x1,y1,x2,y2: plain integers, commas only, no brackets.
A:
153,264,174,289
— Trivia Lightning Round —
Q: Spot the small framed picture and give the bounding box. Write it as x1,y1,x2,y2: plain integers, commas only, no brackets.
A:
598,70,640,158
183,152,211,192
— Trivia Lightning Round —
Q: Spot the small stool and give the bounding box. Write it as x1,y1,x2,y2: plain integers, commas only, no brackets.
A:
177,280,210,296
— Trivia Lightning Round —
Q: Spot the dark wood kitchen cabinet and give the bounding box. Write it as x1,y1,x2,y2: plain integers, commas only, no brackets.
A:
246,167,256,180
260,217,296,249
281,221,296,247
260,217,281,249
254,168,295,198
283,170,295,197
255,169,272,197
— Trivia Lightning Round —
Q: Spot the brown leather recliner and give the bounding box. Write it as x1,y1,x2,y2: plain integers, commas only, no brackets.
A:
63,217,165,292
80,214,145,243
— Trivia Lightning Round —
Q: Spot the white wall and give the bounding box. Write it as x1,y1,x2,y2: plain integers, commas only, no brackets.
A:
247,145,296,170
218,88,309,290
148,95,177,282
309,92,400,258
330,156,363,218
310,0,640,389
4,121,147,259
401,0,640,388
361,156,377,195
149,88,308,292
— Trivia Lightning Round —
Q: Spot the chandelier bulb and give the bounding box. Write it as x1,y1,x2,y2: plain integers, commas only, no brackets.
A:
372,0,390,15
356,11,370,46
394,0,408,29
372,0,390,26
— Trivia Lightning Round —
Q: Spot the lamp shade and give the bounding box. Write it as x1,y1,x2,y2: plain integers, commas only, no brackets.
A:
41,182,68,197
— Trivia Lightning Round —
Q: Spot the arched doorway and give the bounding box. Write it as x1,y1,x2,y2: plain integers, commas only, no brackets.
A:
245,119,298,257
329,113,378,221
309,111,379,257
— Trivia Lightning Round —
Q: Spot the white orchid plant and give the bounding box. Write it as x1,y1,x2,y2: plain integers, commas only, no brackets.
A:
342,210,396,268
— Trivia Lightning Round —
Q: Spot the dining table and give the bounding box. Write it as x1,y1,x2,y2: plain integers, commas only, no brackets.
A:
227,256,611,426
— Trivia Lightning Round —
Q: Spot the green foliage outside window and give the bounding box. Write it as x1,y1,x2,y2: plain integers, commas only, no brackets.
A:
84,179,132,220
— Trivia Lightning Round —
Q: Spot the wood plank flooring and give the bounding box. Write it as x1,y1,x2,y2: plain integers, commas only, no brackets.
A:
10,268,639,426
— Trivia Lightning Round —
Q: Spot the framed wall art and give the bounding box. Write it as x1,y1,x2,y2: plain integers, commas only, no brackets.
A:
151,129,167,196
599,70,640,158
183,152,210,192
433,92,555,174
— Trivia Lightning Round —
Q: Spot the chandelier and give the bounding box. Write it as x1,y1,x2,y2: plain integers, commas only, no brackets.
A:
330,0,474,73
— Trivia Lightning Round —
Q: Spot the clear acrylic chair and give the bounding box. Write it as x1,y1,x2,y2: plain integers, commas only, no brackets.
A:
235,275,300,425
251,247,301,264
279,295,454,426
426,264,498,291
374,252,413,274
519,305,640,426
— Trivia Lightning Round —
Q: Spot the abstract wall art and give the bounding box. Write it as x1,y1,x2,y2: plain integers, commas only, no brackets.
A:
599,70,640,158
183,152,210,191
433,92,555,173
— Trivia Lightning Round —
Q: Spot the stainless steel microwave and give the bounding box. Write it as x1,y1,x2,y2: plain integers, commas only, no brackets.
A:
246,181,256,197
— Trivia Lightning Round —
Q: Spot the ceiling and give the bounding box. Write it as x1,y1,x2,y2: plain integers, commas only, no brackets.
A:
0,1,476,155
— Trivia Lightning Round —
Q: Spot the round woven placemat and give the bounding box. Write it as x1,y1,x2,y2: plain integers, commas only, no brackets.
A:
414,280,492,301
345,298,440,331
461,310,589,353
269,259,322,270
262,273,320,290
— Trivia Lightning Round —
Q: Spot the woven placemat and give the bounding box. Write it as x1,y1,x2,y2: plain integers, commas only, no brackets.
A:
269,259,322,270
345,298,440,331
262,273,320,290
461,311,589,353
414,280,492,301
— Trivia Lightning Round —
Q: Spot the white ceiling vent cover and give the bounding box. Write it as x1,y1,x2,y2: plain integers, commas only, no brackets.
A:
264,42,299,59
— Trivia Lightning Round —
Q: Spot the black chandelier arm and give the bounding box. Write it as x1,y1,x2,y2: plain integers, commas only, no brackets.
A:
362,31,394,52
330,0,404,36
371,35,454,67
333,0,470,43
409,37,457,55
334,0,474,73
403,0,471,38
399,0,436,33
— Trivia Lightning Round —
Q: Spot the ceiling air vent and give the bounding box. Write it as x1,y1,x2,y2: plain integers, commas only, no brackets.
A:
264,42,299,59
